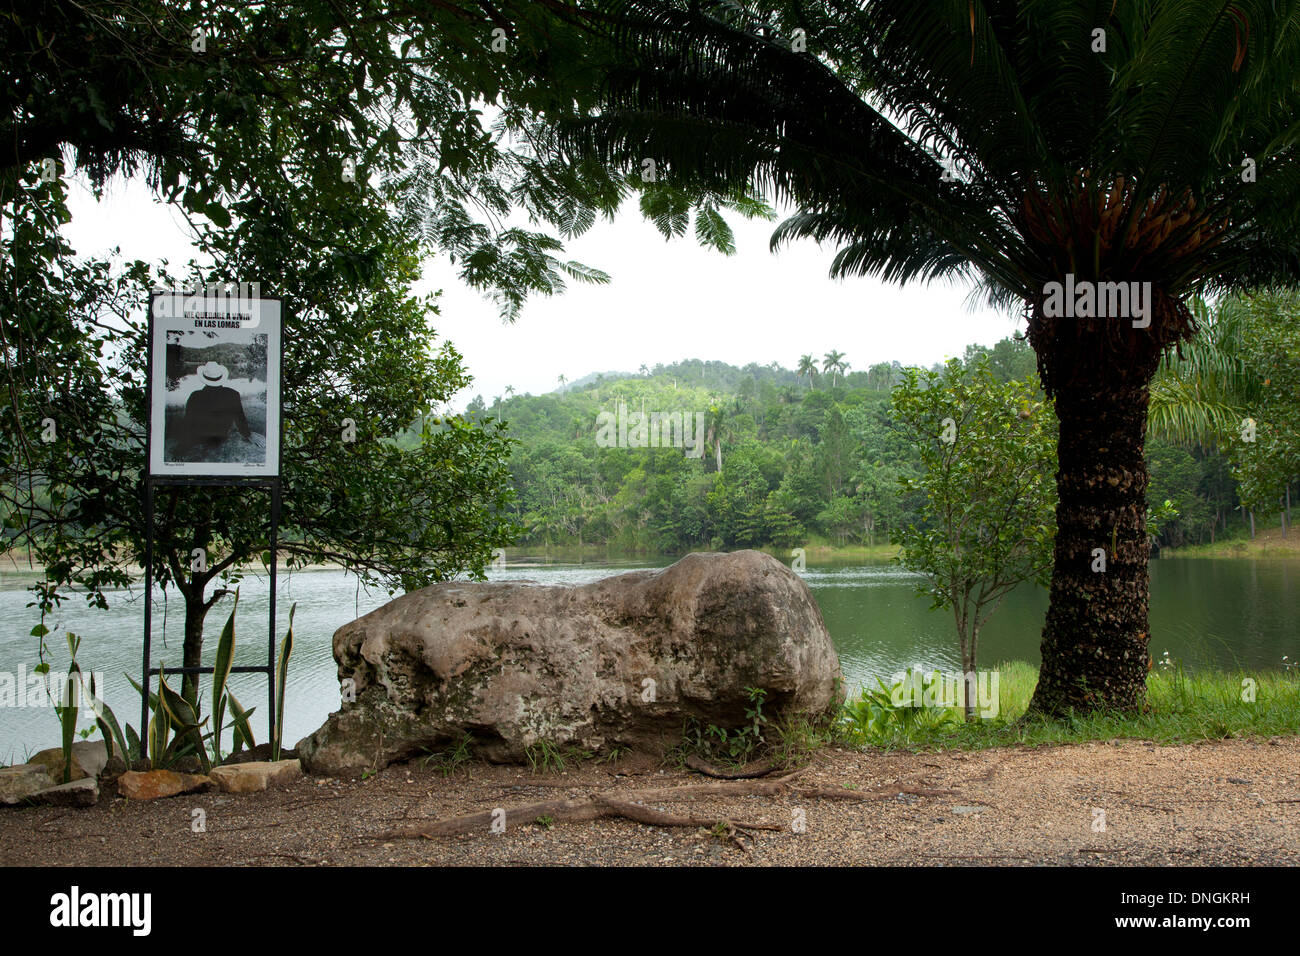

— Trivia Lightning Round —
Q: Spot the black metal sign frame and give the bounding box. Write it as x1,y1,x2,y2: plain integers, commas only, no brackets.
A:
139,477,280,745
139,291,285,747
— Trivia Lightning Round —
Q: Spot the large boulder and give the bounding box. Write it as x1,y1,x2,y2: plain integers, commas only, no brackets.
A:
298,550,842,775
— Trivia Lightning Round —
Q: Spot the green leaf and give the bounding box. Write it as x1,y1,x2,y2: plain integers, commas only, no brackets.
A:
205,202,232,228
126,724,143,764
273,603,296,761
147,708,170,770
211,590,240,762
228,691,256,754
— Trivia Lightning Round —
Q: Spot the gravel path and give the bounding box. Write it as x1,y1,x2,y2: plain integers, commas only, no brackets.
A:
3,737,1297,866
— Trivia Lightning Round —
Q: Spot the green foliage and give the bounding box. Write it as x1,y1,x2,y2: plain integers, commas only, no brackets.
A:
34,630,129,783
6,0,776,745
676,686,771,767
770,712,837,766
421,733,475,776
835,661,1300,751
272,604,295,762
1149,297,1263,449
839,671,964,747
489,334,1260,556
126,652,257,772
524,739,592,774
1228,291,1300,515
595,746,629,765
890,358,1057,706
549,0,1300,715
210,591,239,765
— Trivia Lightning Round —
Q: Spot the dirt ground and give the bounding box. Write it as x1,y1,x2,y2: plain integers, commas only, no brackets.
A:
3,736,1298,866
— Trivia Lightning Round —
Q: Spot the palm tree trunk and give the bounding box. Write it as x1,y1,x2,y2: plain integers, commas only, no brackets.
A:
1025,289,1184,716
1029,377,1153,714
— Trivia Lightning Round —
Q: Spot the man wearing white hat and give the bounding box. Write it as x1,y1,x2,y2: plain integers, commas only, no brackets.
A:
177,361,255,458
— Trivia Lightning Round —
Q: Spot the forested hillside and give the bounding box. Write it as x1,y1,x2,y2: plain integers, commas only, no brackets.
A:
447,337,1247,554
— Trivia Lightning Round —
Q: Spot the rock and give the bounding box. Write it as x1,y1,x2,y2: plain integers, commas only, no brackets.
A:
950,806,985,815
102,756,128,781
31,777,99,808
28,740,109,783
209,759,301,793
0,764,56,805
116,770,211,800
298,550,842,776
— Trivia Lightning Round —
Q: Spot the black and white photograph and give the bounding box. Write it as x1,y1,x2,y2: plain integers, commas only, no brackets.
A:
147,294,281,477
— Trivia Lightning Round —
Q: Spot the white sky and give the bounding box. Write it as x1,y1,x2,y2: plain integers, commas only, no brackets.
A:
64,174,1025,409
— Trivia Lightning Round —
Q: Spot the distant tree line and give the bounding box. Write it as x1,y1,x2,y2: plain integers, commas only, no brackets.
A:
454,325,1287,555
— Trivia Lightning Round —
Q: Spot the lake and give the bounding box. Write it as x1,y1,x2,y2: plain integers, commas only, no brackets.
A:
1,555,1295,761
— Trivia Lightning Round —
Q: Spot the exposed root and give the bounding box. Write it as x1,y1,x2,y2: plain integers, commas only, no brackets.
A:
372,767,954,841
684,754,783,779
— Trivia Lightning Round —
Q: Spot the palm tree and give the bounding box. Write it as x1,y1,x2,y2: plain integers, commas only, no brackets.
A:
556,1,1300,714
557,373,567,393
797,353,818,387
822,350,847,387
639,363,649,377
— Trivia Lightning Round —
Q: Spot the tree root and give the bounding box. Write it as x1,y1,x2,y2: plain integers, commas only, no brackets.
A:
684,753,783,779
372,767,954,841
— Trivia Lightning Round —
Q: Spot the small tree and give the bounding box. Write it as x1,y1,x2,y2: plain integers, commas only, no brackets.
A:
890,358,1057,720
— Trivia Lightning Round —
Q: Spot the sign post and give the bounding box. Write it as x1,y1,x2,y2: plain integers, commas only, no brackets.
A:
140,288,283,748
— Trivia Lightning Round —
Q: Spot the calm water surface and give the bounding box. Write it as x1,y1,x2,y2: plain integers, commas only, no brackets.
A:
1,555,1294,760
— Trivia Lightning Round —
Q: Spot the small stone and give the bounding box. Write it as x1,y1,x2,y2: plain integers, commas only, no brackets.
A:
1227,777,1250,785
117,769,212,800
0,764,56,805
950,806,985,815
28,740,108,782
209,759,301,793
32,777,99,808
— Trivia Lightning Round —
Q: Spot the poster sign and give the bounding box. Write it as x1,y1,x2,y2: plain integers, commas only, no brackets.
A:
148,290,281,478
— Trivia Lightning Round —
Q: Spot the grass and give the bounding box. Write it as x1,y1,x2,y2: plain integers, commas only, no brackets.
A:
1162,524,1300,559
420,732,475,776
837,659,1300,751
595,745,628,765
524,738,592,774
